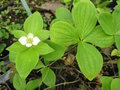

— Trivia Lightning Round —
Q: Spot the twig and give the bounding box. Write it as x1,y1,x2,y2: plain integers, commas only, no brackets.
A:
5,82,11,90
44,79,80,90
37,61,57,73
103,60,117,64
50,66,66,69
0,54,9,60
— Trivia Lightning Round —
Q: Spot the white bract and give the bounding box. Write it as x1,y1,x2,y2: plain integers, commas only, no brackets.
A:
19,33,40,47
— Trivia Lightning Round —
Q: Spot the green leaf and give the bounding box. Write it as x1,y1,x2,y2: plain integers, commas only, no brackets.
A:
97,1,112,8
0,28,9,39
7,42,27,62
9,51,17,62
11,30,27,38
35,30,50,41
35,42,54,55
76,42,103,81
112,4,120,35
26,79,41,90
16,47,39,79
111,49,119,56
111,78,120,90
24,12,43,34
84,26,114,48
115,35,120,50
117,0,120,4
50,19,60,27
98,12,116,35
117,59,120,76
42,40,66,61
97,7,111,13
0,30,3,38
34,60,45,69
56,7,73,23
13,73,26,90
63,0,71,4
7,42,27,53
100,76,113,90
73,0,81,6
72,0,97,39
50,21,79,46
0,43,6,54
50,19,72,27
2,30,9,39
41,67,56,87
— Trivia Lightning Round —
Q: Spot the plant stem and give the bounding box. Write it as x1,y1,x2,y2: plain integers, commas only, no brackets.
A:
44,79,80,90
20,0,32,16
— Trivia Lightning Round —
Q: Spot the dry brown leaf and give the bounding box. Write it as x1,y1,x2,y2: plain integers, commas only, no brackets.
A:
40,1,63,13
64,54,75,65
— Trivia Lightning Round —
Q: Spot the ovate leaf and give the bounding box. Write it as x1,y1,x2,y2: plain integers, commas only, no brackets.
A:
111,78,120,90
115,35,120,50
100,76,113,90
73,0,81,6
50,21,79,46
9,51,17,62
56,7,73,23
0,30,3,38
11,30,27,38
72,0,97,39
35,42,54,55
42,40,66,61
41,67,56,87
0,43,6,54
34,60,45,69
7,42,27,62
26,79,41,90
13,73,26,90
16,47,39,79
35,30,50,41
97,1,112,8
7,42,27,53
76,42,103,81
98,12,116,35
84,26,114,48
24,12,43,34
112,4,120,35
117,0,120,4
63,0,71,4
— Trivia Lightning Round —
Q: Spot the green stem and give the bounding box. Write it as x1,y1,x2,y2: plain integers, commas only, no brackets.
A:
20,0,32,16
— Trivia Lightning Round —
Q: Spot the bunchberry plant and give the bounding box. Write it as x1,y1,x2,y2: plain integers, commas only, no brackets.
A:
12,62,56,90
98,4,120,50
50,0,114,80
97,3,120,90
7,12,55,79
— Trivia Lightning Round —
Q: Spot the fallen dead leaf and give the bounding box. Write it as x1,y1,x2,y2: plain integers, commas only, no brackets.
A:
63,53,75,65
40,1,64,13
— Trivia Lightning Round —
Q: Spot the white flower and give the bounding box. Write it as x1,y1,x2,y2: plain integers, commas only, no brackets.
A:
19,33,40,47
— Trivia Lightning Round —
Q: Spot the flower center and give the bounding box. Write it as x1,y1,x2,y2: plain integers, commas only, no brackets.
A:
19,33,40,47
27,38,33,43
